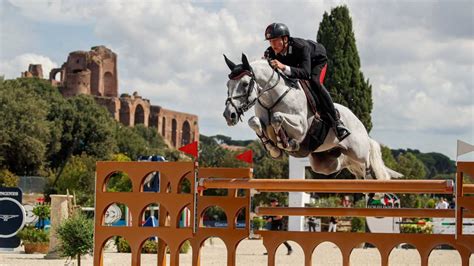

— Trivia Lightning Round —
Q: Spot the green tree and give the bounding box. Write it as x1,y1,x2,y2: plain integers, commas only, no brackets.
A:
381,145,398,170
199,135,230,167
51,95,116,187
317,5,373,131
105,153,133,192
0,169,19,187
0,79,51,174
53,154,96,206
114,124,150,160
56,213,94,266
128,124,175,159
395,152,426,179
133,125,168,149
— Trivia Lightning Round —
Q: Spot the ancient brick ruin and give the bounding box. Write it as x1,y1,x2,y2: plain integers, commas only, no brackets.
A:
23,45,198,149
21,64,43,78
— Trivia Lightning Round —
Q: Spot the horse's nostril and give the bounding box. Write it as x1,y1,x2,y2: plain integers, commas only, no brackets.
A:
230,113,236,119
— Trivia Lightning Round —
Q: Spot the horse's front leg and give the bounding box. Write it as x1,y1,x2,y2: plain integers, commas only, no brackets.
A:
248,116,282,158
271,112,307,152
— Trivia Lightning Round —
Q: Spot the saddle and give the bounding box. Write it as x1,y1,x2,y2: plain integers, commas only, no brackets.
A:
288,80,332,158
298,80,321,119
288,117,330,158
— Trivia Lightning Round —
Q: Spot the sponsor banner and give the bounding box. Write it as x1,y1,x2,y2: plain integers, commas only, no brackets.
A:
0,187,25,248
432,218,474,234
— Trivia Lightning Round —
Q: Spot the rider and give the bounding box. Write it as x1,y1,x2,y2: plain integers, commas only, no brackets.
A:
263,22,351,141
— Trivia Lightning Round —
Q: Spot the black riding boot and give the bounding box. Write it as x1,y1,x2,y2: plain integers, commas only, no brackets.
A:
312,83,351,141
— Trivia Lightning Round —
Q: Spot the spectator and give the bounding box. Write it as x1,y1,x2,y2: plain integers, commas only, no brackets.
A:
328,216,338,232
342,195,353,208
308,217,316,232
449,198,456,209
435,197,449,209
264,198,293,255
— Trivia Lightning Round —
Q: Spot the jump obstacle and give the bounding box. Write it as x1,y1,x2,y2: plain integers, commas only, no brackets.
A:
93,161,474,266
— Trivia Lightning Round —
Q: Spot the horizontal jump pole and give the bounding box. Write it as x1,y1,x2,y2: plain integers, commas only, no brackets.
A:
463,184,474,194
200,178,454,194
256,207,474,218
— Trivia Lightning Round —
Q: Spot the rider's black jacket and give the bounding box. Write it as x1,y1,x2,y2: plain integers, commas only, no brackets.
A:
264,37,327,80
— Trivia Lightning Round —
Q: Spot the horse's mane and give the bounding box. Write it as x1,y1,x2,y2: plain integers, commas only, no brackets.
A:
251,59,299,88
250,59,272,69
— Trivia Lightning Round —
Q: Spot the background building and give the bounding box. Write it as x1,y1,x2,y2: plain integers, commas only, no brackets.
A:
23,45,198,148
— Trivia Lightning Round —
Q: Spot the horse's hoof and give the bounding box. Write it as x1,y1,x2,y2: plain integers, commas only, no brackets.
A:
288,139,299,151
269,148,283,159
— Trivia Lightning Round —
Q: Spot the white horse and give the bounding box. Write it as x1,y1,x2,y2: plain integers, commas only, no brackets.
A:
223,54,402,180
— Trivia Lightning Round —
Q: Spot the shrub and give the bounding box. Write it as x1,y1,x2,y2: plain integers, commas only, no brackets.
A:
17,226,49,244
400,221,433,234
33,204,50,229
115,236,131,253
351,217,366,232
141,240,157,253
115,237,190,254
252,217,266,230
0,169,19,187
56,213,94,266
179,240,191,254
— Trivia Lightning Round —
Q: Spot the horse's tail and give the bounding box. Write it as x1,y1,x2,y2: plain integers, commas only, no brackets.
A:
368,138,392,180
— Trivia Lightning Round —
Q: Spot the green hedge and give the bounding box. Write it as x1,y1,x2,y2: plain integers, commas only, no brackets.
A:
115,237,190,254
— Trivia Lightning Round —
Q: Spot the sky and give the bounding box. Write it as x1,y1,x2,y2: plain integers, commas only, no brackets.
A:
1,0,473,160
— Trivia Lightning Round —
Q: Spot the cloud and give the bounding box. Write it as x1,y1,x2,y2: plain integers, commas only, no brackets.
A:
6,0,99,25
0,53,58,79
1,0,472,157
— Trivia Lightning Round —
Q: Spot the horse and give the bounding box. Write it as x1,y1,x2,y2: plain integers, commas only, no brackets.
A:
223,53,402,180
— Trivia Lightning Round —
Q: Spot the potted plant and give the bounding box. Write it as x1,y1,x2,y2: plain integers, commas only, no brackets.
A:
252,216,266,230
17,226,50,254
56,213,94,266
32,202,50,229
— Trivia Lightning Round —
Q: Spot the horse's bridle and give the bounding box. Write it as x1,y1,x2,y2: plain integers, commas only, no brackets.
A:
226,70,258,120
226,66,285,120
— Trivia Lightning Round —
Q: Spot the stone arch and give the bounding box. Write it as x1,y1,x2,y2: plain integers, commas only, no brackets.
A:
161,117,166,137
171,119,177,147
182,120,191,146
134,104,145,125
49,68,62,82
103,72,116,97
148,114,158,128
120,102,131,126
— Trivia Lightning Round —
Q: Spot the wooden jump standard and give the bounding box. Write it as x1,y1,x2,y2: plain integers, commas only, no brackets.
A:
94,161,474,266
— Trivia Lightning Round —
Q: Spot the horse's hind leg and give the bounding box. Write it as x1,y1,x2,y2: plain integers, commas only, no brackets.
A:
248,116,282,158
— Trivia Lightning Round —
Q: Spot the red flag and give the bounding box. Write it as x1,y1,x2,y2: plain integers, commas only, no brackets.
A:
236,150,253,164
179,141,198,158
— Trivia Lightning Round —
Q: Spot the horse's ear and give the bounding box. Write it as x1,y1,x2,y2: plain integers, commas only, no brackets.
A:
241,53,251,70
223,54,236,70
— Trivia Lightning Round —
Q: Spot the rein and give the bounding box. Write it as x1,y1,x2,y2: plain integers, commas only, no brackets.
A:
226,70,257,120
226,64,293,120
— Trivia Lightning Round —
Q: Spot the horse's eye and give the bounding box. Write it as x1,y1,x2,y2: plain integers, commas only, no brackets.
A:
242,82,248,87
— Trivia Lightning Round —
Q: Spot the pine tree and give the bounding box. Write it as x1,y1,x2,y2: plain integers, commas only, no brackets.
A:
317,5,373,132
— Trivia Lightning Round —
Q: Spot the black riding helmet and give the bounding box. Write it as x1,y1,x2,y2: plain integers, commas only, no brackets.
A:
265,23,290,40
